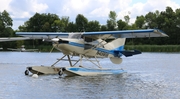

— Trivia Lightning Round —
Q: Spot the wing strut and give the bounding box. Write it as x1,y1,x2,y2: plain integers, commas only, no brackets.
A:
83,35,112,55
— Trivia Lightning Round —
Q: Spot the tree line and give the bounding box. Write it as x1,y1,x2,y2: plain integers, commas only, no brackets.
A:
0,6,180,49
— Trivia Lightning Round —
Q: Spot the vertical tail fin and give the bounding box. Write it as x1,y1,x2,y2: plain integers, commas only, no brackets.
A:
97,38,126,64
106,38,140,64
97,38,126,50
108,38,126,50
109,38,126,58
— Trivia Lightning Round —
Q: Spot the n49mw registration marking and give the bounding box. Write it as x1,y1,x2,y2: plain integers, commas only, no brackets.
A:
96,51,108,57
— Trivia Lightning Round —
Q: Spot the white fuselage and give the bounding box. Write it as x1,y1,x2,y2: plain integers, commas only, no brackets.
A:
53,38,126,58
53,39,99,57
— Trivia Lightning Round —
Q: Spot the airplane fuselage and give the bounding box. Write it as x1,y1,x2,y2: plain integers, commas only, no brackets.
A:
53,39,106,57
53,38,126,58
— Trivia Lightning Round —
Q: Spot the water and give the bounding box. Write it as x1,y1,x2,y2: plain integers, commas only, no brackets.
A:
0,52,180,99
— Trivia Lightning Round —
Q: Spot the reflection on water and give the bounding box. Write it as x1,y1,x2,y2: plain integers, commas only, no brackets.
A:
0,52,180,99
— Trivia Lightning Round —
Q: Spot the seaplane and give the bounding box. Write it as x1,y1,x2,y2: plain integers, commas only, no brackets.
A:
16,29,168,77
7,45,38,52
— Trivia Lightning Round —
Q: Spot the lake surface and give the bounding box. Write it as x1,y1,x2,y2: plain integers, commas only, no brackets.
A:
0,52,180,99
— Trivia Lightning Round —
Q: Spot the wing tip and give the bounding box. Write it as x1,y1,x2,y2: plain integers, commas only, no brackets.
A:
154,29,169,37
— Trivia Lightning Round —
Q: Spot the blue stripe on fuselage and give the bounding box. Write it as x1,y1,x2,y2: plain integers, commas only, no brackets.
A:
61,41,124,57
69,42,84,47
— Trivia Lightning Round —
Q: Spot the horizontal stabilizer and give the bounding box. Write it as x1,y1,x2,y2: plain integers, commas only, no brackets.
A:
120,50,141,57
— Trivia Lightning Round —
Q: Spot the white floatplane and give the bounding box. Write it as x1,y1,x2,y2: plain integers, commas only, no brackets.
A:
16,29,168,77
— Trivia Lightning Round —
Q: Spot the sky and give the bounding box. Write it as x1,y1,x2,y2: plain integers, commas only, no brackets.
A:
0,0,180,30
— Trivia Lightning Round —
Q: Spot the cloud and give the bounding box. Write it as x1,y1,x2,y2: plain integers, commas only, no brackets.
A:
0,0,180,29
118,0,180,24
9,0,48,18
0,0,12,12
5,0,48,29
60,0,91,16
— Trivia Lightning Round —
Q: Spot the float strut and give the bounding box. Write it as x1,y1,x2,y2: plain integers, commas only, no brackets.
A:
67,55,73,67
51,55,66,67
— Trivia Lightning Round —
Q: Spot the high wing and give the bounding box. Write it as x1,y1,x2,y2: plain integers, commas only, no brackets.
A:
16,29,168,40
82,29,168,40
16,32,69,39
0,37,30,42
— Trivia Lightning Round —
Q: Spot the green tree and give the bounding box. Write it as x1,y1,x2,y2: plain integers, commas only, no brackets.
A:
0,10,14,49
107,11,117,31
117,19,127,30
19,13,60,32
161,7,177,44
175,8,180,44
124,15,130,24
18,20,31,32
145,11,158,28
66,22,77,32
75,14,88,32
17,13,61,48
100,25,107,31
51,20,62,32
86,20,100,32
135,15,145,29
61,16,69,31
52,16,70,32
0,10,13,37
